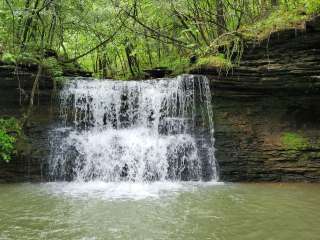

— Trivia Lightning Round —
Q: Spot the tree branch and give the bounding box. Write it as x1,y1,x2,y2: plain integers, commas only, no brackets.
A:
63,24,123,63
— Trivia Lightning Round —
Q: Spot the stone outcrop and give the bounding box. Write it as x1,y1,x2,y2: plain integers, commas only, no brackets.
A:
213,96,320,182
0,63,56,182
143,67,173,78
0,60,93,182
195,16,320,182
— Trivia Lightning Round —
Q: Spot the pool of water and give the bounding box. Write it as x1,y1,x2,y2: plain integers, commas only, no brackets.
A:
0,182,319,240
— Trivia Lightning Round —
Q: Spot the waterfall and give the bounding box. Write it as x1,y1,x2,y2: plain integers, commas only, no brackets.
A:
49,75,217,182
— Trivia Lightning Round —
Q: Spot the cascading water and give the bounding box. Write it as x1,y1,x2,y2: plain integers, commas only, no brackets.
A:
49,75,217,182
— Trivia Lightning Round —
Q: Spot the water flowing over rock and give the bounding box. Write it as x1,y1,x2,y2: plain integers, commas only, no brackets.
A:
2,27,320,183
49,75,217,182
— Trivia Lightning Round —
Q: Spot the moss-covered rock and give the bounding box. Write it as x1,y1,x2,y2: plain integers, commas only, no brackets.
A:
281,132,309,150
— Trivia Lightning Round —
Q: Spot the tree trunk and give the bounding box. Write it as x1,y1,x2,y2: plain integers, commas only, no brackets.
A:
22,64,42,127
271,0,278,6
21,0,40,48
216,0,226,36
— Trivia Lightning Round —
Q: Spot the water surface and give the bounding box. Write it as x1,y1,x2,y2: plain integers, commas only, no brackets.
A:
0,182,319,240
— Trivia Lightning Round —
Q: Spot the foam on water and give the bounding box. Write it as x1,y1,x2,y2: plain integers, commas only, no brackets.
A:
49,74,217,183
43,181,224,200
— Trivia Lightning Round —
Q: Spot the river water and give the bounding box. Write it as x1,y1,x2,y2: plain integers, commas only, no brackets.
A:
0,182,319,240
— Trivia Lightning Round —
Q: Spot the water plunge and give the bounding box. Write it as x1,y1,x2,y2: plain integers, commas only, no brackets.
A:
49,75,217,182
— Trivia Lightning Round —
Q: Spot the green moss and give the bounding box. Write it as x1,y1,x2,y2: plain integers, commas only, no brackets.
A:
281,132,309,150
190,55,233,72
1,52,16,64
242,7,309,41
16,52,40,65
1,51,42,66
198,55,232,68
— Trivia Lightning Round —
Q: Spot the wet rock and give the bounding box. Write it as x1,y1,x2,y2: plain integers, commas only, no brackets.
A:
144,67,173,78
213,96,320,182
0,64,57,182
306,15,320,32
204,25,320,182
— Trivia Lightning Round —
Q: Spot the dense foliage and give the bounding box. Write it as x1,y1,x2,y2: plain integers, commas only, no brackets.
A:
0,0,319,79
0,118,21,162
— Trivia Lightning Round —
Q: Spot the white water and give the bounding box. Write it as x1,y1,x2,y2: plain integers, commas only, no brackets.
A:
49,75,217,185
43,181,224,200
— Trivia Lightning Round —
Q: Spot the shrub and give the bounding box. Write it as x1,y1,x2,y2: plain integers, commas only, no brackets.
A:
1,52,16,64
42,57,64,82
0,118,21,162
305,0,320,14
0,130,15,162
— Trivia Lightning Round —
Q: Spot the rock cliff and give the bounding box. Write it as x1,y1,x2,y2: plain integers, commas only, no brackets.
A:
195,16,320,182
0,63,56,182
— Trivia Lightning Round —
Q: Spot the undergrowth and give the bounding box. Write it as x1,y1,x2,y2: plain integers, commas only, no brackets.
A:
0,118,21,162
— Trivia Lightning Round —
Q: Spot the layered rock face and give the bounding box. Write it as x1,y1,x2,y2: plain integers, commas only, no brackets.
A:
0,64,56,182
214,96,320,182
205,17,320,182
0,61,92,182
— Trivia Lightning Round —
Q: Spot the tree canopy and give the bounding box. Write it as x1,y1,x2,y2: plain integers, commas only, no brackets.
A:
0,0,319,79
